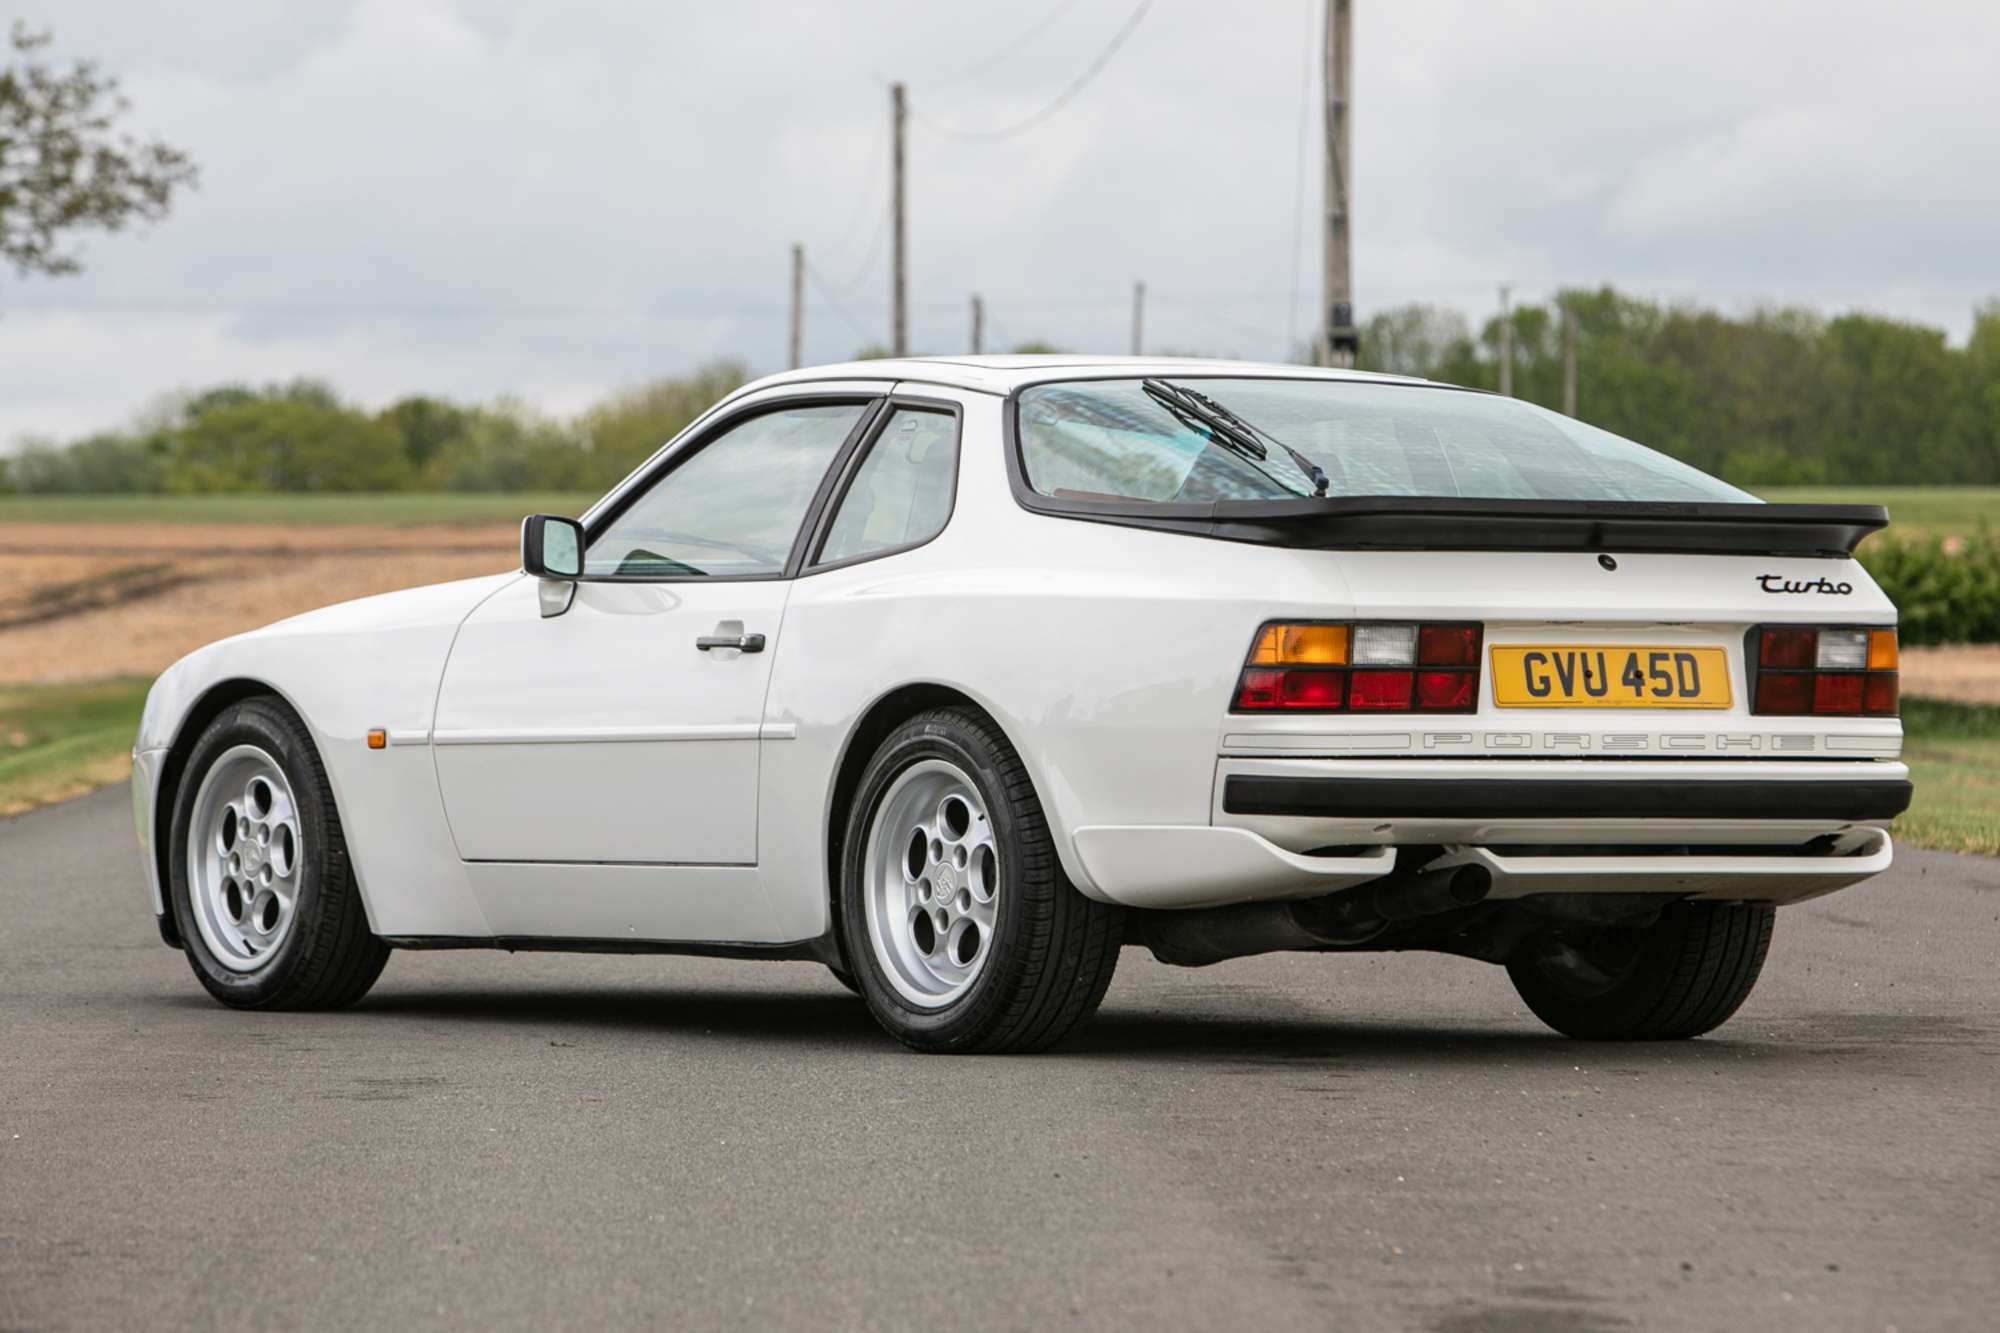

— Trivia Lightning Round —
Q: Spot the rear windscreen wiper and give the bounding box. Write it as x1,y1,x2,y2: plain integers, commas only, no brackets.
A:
1140,378,1330,497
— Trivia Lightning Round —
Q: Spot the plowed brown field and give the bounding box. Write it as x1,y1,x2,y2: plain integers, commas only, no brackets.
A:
0,522,515,686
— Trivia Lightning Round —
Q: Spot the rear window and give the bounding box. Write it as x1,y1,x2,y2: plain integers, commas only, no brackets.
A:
1015,377,1753,505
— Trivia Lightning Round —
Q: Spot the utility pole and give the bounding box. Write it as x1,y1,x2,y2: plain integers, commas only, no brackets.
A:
1497,283,1513,397
971,293,983,355
1319,0,1357,368
788,243,804,370
1131,281,1145,356
1562,300,1577,416
891,82,908,357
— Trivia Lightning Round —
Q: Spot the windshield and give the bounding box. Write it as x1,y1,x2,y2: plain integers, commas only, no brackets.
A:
1015,378,1755,505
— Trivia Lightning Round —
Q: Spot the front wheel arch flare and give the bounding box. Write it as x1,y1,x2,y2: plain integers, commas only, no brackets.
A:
153,680,314,942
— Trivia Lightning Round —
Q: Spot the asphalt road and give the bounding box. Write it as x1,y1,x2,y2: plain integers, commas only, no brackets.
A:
3,787,1996,1332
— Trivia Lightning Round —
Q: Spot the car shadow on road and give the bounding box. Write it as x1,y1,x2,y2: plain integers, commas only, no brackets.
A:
323,983,1837,1070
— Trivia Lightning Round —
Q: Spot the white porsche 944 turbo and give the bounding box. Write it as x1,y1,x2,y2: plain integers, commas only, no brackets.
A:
131,357,1910,1052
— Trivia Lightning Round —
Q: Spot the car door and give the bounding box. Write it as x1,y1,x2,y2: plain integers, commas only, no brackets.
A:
431,396,882,873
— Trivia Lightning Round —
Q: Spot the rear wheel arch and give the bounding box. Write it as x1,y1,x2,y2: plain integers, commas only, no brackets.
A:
826,685,986,957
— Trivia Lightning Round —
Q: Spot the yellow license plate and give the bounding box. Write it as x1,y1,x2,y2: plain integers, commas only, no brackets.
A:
1490,646,1733,708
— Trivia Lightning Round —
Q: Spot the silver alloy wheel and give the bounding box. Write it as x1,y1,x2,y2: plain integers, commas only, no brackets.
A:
862,758,1001,1008
186,743,305,973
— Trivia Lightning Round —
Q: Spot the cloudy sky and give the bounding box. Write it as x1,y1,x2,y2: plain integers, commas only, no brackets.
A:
4,0,1996,445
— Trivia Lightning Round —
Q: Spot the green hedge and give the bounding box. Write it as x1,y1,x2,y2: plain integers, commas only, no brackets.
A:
1858,529,2000,644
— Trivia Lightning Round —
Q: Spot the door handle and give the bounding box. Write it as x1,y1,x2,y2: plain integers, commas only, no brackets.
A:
696,633,766,653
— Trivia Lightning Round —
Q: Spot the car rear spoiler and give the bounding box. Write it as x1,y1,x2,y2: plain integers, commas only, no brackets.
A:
1030,497,1889,558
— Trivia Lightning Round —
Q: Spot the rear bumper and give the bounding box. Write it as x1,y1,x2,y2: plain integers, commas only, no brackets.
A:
1222,774,1912,823
1065,757,1906,910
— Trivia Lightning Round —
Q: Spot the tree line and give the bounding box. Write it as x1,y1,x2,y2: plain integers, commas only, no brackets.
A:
0,363,750,495
5,287,1999,494
1356,288,2000,486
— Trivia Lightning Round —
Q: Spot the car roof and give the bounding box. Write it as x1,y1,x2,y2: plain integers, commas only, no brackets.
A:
727,354,1432,400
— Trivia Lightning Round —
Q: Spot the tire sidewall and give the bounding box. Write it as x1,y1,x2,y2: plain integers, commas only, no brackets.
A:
840,716,1035,1047
168,700,342,1007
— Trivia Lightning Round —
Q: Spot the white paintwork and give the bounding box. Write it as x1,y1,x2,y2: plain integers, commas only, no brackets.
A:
1429,829,1894,906
131,356,1908,954
432,575,788,871
1072,827,1395,909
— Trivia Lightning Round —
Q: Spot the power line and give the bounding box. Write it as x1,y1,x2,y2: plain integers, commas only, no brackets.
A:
935,0,1084,83
802,259,878,344
909,0,1154,142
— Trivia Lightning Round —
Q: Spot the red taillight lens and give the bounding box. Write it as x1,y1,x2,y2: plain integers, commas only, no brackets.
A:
1418,626,1478,667
1417,670,1475,711
1760,629,1817,670
1751,625,1897,718
1232,622,1481,713
1755,672,1812,714
1349,670,1414,710
1862,673,1898,715
1278,670,1345,709
1235,668,1283,709
1813,673,1865,714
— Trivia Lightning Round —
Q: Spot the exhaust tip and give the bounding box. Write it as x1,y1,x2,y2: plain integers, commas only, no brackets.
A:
1447,863,1492,906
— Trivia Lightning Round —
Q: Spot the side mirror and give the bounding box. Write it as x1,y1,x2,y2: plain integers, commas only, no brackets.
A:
521,514,584,580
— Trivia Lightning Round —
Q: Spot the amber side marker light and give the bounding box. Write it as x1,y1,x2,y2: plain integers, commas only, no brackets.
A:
366,729,387,750
1234,621,1482,714
1749,626,1898,716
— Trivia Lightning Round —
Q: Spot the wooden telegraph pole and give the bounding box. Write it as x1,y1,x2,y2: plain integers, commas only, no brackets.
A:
1320,0,1357,367
1562,301,1577,416
788,244,804,370
1132,281,1145,355
971,294,984,355
1497,283,1513,397
891,82,908,357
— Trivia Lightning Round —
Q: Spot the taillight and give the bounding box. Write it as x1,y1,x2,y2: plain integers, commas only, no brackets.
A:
1232,622,1482,713
1748,626,1897,717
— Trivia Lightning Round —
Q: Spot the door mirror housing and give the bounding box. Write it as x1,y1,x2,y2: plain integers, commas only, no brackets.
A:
521,514,584,580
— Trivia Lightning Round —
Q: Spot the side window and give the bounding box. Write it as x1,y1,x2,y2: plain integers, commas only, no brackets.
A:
584,402,869,578
816,408,959,566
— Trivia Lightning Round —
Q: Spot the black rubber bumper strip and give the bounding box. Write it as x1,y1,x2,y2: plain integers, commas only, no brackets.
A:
1221,776,1915,823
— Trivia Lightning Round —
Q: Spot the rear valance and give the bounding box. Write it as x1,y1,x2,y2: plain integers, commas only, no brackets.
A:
1019,497,1888,558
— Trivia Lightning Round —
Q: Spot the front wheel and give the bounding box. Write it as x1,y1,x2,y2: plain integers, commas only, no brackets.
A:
839,707,1122,1053
1507,900,1774,1040
167,696,389,1010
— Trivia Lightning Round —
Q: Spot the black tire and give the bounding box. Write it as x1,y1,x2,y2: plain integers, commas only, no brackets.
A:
825,964,863,996
167,696,389,1010
839,706,1122,1053
1506,900,1774,1040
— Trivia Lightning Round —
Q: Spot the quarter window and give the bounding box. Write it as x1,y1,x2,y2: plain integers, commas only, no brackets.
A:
585,402,870,578
817,408,959,565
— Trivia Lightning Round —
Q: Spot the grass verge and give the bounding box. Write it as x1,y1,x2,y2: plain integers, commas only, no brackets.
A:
0,678,152,817
0,492,599,526
1894,697,2000,856
1,679,1991,857
1759,486,2000,543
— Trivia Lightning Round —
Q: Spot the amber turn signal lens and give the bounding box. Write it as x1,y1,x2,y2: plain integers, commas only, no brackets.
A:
366,729,387,750
1867,629,1898,671
1249,623,1348,666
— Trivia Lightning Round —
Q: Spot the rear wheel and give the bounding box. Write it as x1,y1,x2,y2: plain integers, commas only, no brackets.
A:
839,707,1121,1053
1506,900,1774,1040
168,697,388,1010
